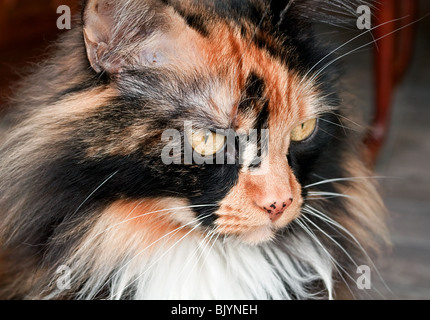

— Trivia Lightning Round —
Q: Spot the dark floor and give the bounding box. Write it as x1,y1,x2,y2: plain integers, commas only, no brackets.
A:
376,20,430,300
337,3,430,300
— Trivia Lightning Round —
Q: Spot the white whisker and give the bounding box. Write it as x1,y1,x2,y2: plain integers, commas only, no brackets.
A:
172,225,215,289
304,176,393,189
301,16,410,87
306,14,430,88
294,217,345,300
318,117,359,133
118,220,206,298
72,171,119,216
85,204,218,244
307,191,355,200
304,205,392,295
90,214,211,300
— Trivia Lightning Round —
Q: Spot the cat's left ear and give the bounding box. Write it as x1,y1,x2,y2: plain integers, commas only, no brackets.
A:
82,0,199,74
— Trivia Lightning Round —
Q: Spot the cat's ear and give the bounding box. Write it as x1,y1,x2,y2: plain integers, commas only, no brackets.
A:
82,0,194,74
83,0,123,73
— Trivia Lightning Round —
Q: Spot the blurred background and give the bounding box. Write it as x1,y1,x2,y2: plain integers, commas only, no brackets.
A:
0,0,429,300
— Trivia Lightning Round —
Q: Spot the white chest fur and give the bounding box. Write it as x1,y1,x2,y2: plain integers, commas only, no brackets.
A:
68,233,333,300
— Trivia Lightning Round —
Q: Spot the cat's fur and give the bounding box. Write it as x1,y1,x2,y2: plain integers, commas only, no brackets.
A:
0,0,388,299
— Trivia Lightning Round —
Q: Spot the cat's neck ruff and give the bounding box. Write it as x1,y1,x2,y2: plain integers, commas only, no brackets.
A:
53,233,333,300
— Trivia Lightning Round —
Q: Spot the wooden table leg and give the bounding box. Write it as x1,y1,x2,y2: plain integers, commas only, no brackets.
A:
365,0,418,164
365,0,396,164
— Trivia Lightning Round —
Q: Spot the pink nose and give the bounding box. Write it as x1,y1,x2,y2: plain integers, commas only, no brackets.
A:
258,198,293,222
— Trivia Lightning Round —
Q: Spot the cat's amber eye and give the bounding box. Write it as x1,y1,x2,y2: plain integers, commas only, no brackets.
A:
290,119,318,142
186,129,227,156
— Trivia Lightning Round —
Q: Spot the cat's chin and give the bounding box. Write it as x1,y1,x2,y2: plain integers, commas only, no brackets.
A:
236,225,276,245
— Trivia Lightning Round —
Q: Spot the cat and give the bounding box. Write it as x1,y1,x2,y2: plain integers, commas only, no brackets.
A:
0,0,388,300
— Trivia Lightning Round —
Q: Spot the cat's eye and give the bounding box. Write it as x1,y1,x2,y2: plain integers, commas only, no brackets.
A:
186,129,226,156
290,119,318,142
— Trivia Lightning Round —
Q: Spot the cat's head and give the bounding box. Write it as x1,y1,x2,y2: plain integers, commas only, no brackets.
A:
0,0,390,300
70,0,360,245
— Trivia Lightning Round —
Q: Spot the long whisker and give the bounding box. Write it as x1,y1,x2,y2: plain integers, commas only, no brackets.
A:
118,219,207,298
72,171,119,217
328,112,365,131
294,217,348,300
180,226,221,290
297,216,377,299
300,16,410,86
307,13,430,87
306,191,356,200
304,176,394,189
304,204,393,295
111,214,210,299
172,225,216,288
300,213,383,299
317,117,360,133
85,204,218,244
195,226,221,281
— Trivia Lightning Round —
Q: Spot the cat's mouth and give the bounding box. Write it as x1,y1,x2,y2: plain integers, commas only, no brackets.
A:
212,205,302,245
236,225,277,245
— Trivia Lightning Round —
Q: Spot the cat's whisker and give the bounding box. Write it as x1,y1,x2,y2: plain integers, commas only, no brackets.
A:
85,203,218,244
71,171,119,217
328,111,365,131
304,205,392,296
123,199,145,221
306,191,356,200
294,217,349,300
302,215,379,300
192,226,221,286
172,225,215,288
301,207,357,249
307,13,430,89
300,16,410,88
296,215,376,299
99,214,211,300
318,126,344,142
317,117,359,133
304,176,393,189
117,220,206,299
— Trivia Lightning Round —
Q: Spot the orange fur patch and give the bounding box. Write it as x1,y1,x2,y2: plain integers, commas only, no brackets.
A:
97,198,199,253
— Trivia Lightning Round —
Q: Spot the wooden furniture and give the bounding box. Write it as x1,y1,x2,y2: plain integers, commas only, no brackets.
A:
366,0,419,163
0,0,80,111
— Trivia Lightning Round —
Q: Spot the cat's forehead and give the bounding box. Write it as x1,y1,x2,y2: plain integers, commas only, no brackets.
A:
85,0,334,131
184,25,326,131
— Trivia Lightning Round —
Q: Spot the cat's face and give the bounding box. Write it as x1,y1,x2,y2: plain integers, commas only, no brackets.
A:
79,0,342,245
0,0,389,300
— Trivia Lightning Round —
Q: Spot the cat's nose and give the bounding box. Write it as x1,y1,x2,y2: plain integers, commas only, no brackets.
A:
257,197,293,222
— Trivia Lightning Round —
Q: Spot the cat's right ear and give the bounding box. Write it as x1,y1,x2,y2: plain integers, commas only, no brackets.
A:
83,0,202,75
83,0,120,73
